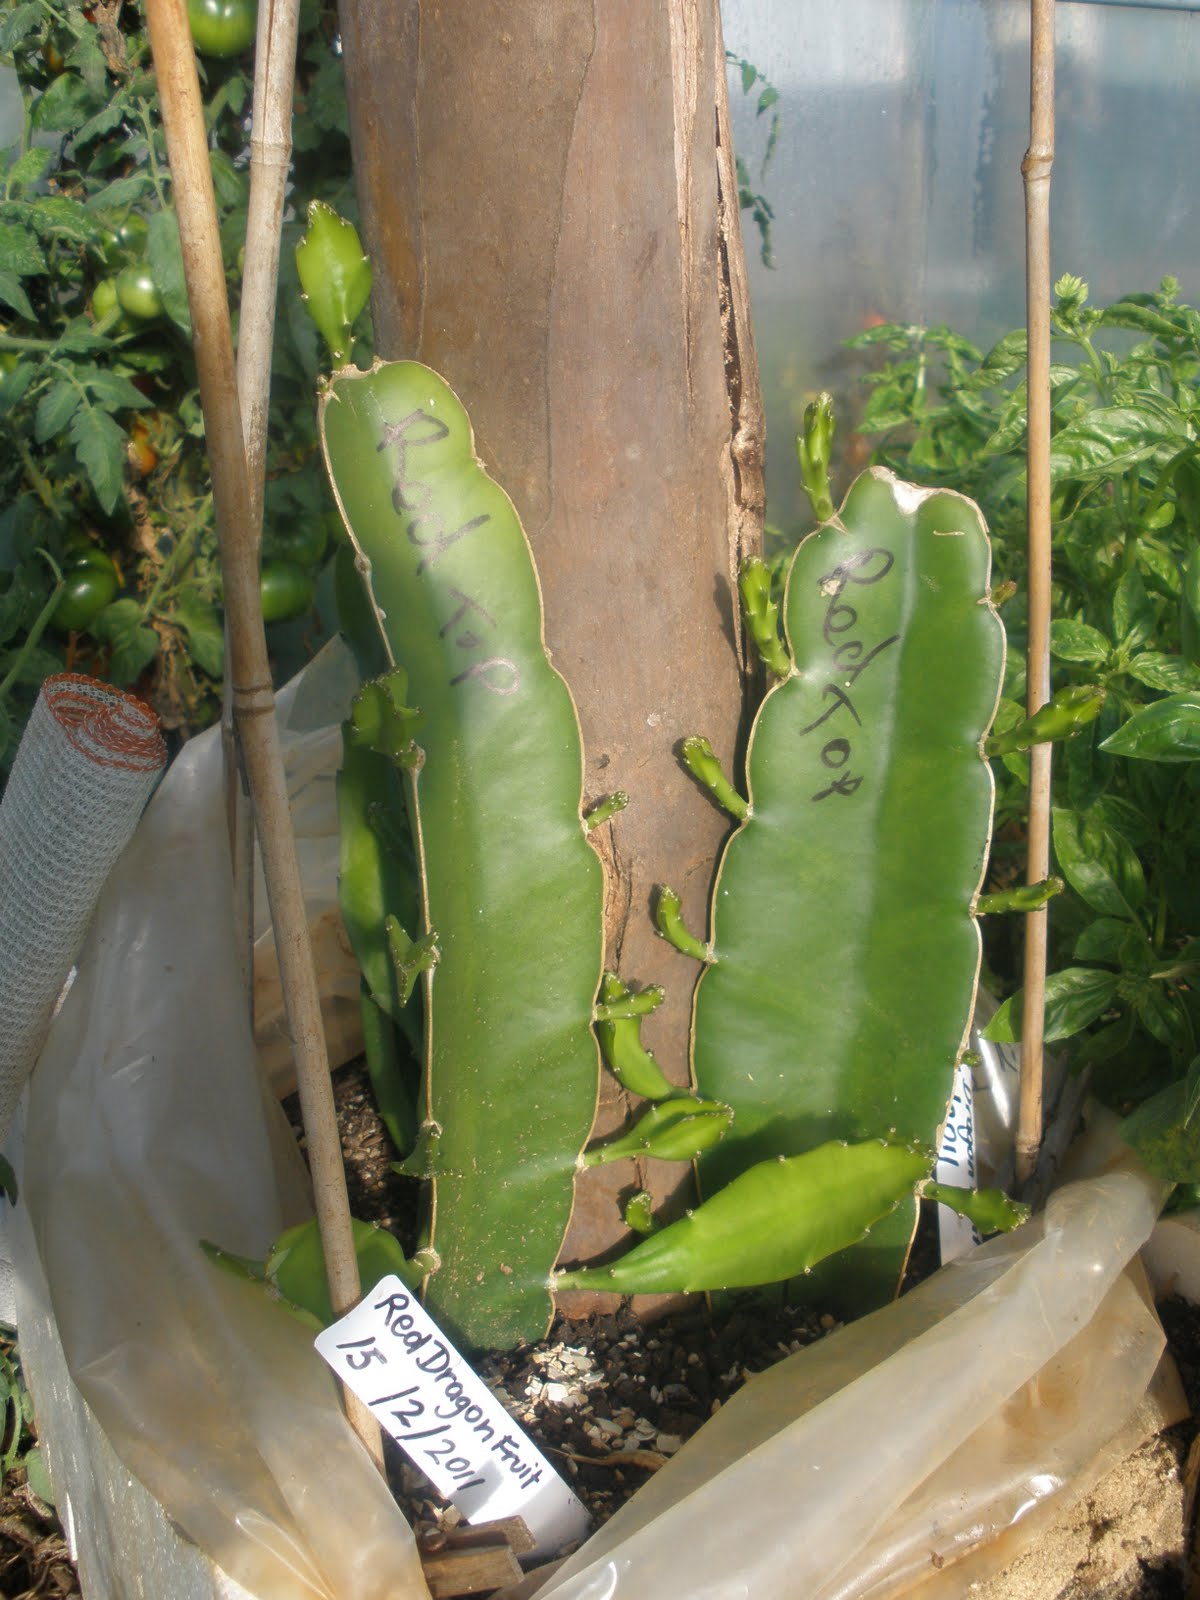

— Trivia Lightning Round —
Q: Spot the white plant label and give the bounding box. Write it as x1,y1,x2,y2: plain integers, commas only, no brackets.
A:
316,1276,589,1553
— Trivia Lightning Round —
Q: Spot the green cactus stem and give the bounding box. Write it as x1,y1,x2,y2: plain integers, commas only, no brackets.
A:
689,467,1005,1310
294,200,372,368
594,983,666,1022
985,684,1106,756
585,791,630,830
581,1098,733,1166
654,885,710,963
322,359,604,1350
556,1139,930,1296
623,1192,656,1234
975,876,1064,914
797,392,836,523
680,735,749,820
594,973,678,1102
738,556,791,678
921,1181,1030,1235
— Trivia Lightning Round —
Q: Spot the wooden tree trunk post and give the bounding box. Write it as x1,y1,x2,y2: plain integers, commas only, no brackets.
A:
338,0,765,1303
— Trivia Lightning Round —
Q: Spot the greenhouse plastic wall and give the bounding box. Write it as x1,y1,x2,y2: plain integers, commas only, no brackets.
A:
722,0,1200,530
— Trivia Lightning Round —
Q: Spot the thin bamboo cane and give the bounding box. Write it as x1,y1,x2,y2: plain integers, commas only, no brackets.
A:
143,0,382,1467
1016,0,1056,1187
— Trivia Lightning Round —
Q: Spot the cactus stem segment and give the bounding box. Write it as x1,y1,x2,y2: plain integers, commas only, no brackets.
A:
584,791,630,831
738,556,792,678
975,876,1064,915
594,982,666,1022
655,885,711,963
921,1181,1030,1234
797,392,836,523
386,917,440,1006
594,973,678,1100
680,735,749,820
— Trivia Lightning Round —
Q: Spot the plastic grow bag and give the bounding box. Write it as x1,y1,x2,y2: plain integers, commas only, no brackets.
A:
17,644,424,1600
13,639,1185,1600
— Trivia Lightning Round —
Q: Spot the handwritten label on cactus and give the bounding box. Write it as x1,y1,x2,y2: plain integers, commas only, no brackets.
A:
316,1277,589,1552
801,547,899,802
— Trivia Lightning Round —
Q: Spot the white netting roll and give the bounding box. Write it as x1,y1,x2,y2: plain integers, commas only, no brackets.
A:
0,674,166,1147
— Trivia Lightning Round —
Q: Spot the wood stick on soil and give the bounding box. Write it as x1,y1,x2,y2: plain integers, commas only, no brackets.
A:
1016,0,1056,1187
143,0,382,1468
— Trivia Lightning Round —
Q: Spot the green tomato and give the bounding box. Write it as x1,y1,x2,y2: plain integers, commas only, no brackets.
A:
115,265,164,322
101,211,149,268
259,560,315,624
263,518,328,571
91,276,124,325
51,553,119,634
186,0,257,57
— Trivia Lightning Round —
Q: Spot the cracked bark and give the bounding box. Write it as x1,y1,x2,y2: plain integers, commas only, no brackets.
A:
339,0,764,1318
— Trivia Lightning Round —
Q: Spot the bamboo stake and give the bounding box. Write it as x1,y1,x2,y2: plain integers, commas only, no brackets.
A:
143,0,382,1468
223,0,305,1011
1016,0,1056,1187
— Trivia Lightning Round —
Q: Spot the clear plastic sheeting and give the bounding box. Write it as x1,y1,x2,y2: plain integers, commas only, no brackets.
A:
17,650,426,1600
250,640,364,1094
530,1166,1177,1600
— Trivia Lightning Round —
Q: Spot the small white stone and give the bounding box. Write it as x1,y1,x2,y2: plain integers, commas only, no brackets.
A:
655,1433,683,1455
542,1381,571,1406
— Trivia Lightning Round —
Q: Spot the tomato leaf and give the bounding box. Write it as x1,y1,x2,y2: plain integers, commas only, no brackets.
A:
90,599,159,686
34,380,82,444
147,209,191,335
68,406,126,515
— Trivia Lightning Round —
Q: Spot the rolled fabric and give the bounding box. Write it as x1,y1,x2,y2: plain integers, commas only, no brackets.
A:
0,675,165,1145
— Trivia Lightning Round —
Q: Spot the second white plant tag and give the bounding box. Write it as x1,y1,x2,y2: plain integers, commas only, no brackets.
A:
316,1276,590,1555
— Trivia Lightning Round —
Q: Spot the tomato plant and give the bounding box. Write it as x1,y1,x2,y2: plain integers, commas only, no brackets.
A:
186,0,257,59
0,0,362,774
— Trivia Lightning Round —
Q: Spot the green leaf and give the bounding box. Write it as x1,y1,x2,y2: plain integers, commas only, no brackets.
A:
1049,406,1182,486
1119,1080,1200,1183
970,329,1027,387
0,272,35,321
172,594,224,679
1113,567,1155,651
1073,917,1130,963
0,224,45,276
5,148,51,193
1052,804,1146,919
1134,982,1188,1050
89,599,159,686
1124,652,1200,693
1098,300,1182,339
30,70,102,133
34,380,81,444
68,406,126,515
0,3,43,53
0,360,35,417
982,966,1121,1045
22,1446,54,1508
1100,693,1200,762
1049,618,1110,665
147,209,191,334
82,367,152,412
